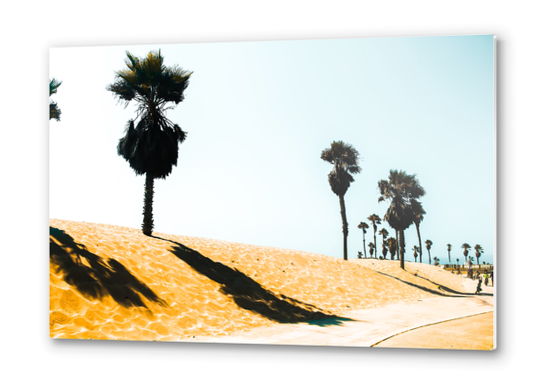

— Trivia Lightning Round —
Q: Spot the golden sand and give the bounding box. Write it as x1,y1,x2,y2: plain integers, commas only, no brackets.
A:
50,219,480,342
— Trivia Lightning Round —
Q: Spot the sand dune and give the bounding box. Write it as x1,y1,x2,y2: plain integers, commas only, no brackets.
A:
50,219,487,343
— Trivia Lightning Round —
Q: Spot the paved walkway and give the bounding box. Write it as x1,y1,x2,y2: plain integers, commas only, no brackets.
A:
194,281,494,348
374,311,494,350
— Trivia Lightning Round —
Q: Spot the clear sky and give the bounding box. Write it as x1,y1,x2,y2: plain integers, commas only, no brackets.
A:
49,35,495,265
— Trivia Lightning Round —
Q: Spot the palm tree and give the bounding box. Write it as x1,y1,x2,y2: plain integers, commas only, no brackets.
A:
368,214,382,259
50,78,62,121
107,50,192,236
410,199,426,263
462,243,471,263
447,244,452,264
412,245,419,262
378,170,425,269
474,244,484,265
368,242,375,258
434,257,440,266
382,241,388,259
379,228,389,259
425,239,433,265
387,237,397,260
358,222,369,260
321,141,361,260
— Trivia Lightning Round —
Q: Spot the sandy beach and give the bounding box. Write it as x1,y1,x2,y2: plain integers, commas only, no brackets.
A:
50,219,494,349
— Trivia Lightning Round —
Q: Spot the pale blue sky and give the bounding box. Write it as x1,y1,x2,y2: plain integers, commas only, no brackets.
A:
49,35,495,264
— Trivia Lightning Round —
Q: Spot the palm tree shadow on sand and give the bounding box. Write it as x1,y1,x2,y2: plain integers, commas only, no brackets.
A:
413,272,494,297
153,236,352,326
375,270,493,297
50,227,167,309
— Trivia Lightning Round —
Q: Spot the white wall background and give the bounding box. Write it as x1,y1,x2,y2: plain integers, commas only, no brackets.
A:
1,0,538,382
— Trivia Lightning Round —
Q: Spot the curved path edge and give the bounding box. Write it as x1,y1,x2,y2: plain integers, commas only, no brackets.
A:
191,294,494,348
370,310,494,347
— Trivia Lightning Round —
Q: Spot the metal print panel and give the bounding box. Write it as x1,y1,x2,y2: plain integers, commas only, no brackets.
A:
49,35,495,350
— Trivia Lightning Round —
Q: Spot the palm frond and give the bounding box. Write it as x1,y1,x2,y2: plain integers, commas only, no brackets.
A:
322,141,361,197
110,50,192,178
50,101,61,121
50,78,62,96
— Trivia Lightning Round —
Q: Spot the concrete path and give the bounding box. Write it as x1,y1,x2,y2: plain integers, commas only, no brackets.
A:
374,311,494,350
194,281,494,348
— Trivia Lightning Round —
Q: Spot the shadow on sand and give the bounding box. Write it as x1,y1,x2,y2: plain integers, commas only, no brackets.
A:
413,273,494,297
50,227,167,309
153,236,352,326
376,270,493,297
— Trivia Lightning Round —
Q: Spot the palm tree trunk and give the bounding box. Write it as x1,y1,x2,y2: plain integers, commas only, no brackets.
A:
363,233,367,259
373,227,378,259
427,249,432,265
394,229,398,261
339,195,348,261
142,172,155,236
400,230,405,270
415,222,423,263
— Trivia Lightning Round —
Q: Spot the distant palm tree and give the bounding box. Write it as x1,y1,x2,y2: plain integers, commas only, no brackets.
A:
379,228,389,259
425,239,433,264
50,78,62,121
368,214,382,258
447,244,452,264
410,200,426,263
321,141,361,261
387,237,397,260
462,243,471,263
412,245,419,262
107,50,192,236
358,222,369,260
474,244,484,265
434,257,440,266
378,170,425,269
368,242,375,258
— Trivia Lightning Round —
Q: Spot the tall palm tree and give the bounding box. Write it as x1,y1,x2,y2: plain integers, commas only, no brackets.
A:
107,50,192,236
368,214,382,259
50,78,62,121
425,239,433,264
410,199,426,263
447,244,452,264
462,243,471,263
379,228,389,259
378,170,425,269
368,242,375,258
412,245,419,262
358,222,369,260
387,237,397,260
474,244,484,265
321,141,361,261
